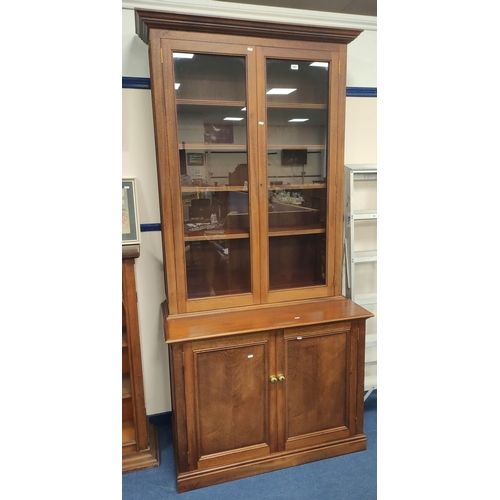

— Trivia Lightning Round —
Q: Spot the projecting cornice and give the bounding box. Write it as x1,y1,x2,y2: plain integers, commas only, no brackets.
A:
135,7,363,45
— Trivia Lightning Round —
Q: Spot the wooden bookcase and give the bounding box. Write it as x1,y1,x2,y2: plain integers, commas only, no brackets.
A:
135,9,372,491
122,245,159,473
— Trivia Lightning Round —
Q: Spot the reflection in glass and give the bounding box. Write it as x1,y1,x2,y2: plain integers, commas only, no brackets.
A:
266,58,329,291
173,52,251,299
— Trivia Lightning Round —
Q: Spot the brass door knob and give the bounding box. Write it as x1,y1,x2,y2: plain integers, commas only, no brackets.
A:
269,375,278,384
278,374,285,382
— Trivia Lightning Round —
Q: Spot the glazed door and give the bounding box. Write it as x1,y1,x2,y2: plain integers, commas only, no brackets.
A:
255,47,345,303
276,322,356,451
183,332,277,470
158,36,347,312
160,38,261,314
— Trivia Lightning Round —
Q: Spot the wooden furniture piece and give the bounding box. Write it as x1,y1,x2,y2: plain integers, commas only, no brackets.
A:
135,9,373,492
122,245,159,473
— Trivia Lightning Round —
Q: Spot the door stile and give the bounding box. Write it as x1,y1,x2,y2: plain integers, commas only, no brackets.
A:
275,330,286,452
245,44,262,305
325,50,341,297
160,38,189,313
331,45,347,297
254,46,270,303
149,35,181,314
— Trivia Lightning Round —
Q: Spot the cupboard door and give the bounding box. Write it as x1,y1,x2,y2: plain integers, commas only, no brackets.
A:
278,322,355,451
183,332,276,469
161,40,261,313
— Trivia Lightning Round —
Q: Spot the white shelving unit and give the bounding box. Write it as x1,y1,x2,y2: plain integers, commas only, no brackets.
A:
343,164,377,401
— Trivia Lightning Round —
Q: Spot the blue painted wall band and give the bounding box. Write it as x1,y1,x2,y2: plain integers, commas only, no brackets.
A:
122,76,376,97
122,77,151,89
140,223,162,232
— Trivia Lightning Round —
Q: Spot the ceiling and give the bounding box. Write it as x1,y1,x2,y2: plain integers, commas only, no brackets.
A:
215,0,377,17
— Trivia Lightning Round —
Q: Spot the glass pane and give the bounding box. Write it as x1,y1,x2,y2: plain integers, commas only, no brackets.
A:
266,58,329,291
173,52,251,299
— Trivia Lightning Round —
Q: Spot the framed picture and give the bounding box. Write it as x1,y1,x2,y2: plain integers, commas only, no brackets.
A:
281,148,308,166
204,123,234,144
187,152,205,166
122,178,140,245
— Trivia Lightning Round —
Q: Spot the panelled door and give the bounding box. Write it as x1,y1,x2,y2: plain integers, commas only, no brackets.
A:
277,322,357,452
182,321,358,469
183,332,277,470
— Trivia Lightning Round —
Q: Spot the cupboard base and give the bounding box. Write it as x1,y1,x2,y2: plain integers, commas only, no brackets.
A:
175,435,367,492
122,422,160,474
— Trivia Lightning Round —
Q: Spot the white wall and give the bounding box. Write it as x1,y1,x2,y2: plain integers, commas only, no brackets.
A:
122,2,377,415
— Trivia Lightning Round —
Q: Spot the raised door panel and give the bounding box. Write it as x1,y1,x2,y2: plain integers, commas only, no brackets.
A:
184,332,276,469
278,322,354,451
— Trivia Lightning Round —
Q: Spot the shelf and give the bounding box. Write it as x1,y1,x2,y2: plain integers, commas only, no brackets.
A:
353,210,377,220
177,99,245,107
179,143,247,151
184,226,326,241
122,420,136,444
176,99,327,110
268,183,325,190
269,226,325,237
345,164,377,180
181,185,248,193
179,143,326,151
353,250,377,263
181,184,325,193
122,374,132,397
184,228,249,241
267,102,327,109
268,144,326,150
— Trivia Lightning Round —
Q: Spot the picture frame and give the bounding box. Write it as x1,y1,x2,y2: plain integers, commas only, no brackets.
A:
281,148,308,166
122,178,140,245
204,123,234,144
187,152,205,166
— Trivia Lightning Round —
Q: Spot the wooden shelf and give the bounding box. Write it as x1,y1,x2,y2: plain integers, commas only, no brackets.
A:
122,420,136,444
122,374,132,397
179,143,247,151
179,144,326,151
181,185,248,193
184,227,325,240
177,99,245,107
267,102,327,109
268,183,325,190
176,99,326,109
268,144,326,149
184,228,249,241
181,184,325,193
269,225,325,237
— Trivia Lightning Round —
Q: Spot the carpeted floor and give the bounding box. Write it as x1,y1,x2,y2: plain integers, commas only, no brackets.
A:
123,390,377,499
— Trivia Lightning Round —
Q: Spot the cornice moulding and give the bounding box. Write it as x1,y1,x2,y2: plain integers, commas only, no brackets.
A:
122,0,377,31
